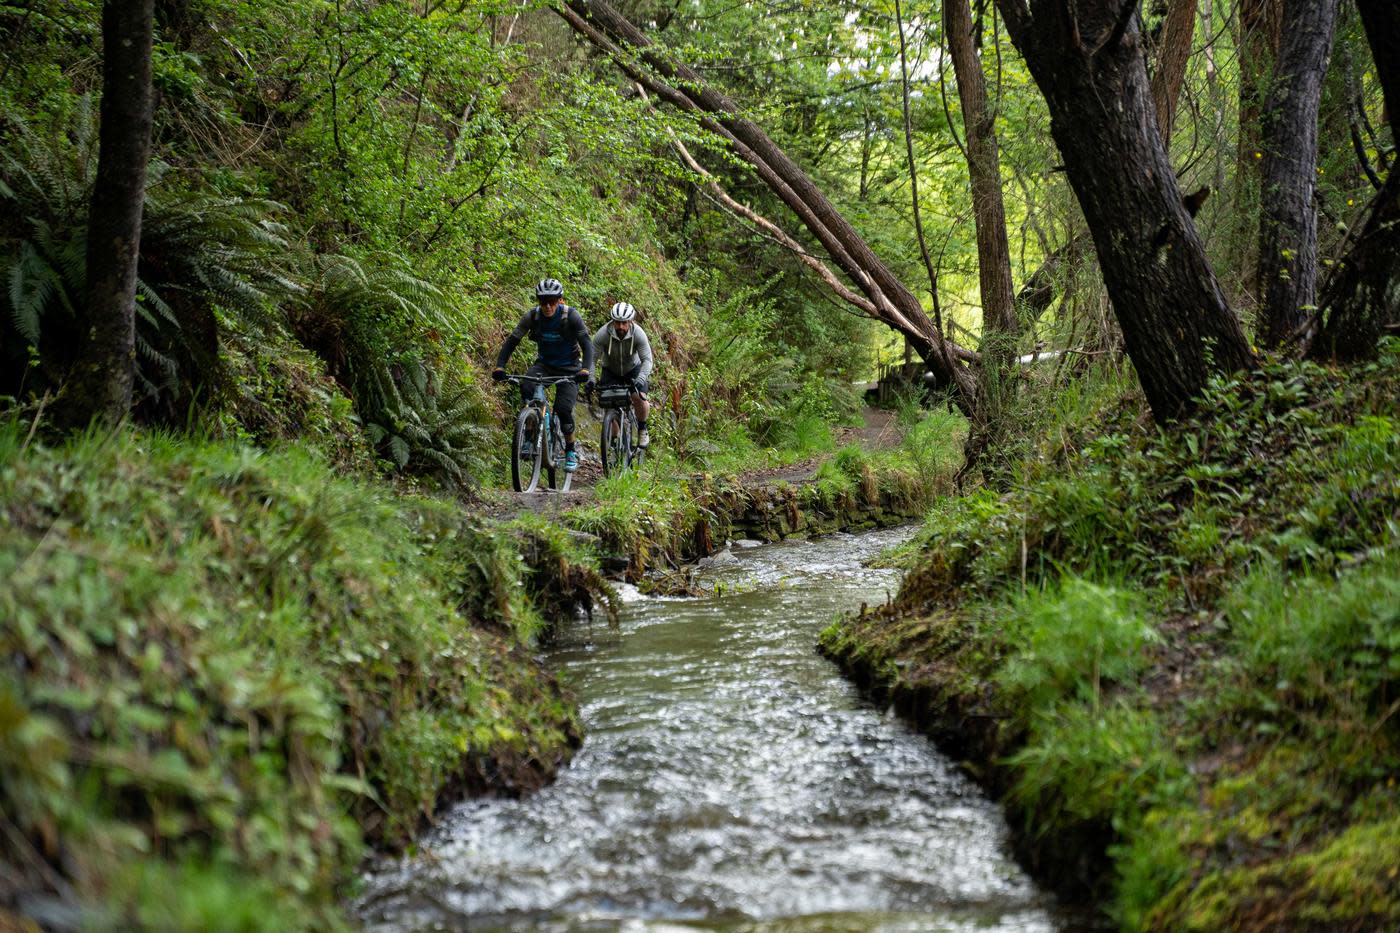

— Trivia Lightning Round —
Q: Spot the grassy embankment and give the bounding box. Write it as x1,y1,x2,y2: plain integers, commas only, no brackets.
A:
821,345,1400,931
567,405,968,580
0,393,955,929
0,421,610,930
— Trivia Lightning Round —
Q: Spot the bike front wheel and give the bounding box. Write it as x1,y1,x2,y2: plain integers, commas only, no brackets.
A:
512,407,543,492
600,410,624,477
627,415,644,468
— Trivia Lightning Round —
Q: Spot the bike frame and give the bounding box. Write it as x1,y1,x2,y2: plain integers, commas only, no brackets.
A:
505,374,578,493
594,383,644,476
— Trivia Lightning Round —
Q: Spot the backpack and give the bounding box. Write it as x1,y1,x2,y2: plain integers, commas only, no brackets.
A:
528,304,579,341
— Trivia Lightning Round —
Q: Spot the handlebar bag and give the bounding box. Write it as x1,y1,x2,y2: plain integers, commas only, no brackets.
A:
598,385,632,409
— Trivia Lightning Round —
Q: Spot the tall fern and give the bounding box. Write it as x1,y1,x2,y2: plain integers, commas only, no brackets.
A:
299,252,490,486
1,105,297,407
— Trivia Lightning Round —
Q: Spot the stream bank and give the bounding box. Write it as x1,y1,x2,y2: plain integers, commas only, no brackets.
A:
564,429,956,585
357,526,1072,931
817,354,1400,931
0,428,597,930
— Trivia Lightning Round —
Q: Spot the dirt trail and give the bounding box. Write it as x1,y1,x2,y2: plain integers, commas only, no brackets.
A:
479,406,903,520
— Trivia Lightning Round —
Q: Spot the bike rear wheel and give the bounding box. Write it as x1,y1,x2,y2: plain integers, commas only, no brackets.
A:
512,408,543,492
545,412,573,491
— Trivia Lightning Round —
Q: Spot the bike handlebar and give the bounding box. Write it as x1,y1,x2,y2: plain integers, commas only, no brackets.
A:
500,374,581,386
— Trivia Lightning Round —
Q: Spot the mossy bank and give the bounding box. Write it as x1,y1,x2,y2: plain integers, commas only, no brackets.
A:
820,347,1400,931
0,425,602,930
569,408,966,582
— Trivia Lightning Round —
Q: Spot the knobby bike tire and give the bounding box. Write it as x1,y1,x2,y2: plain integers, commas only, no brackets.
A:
512,407,543,492
601,410,623,477
549,414,573,491
626,414,645,468
620,413,634,470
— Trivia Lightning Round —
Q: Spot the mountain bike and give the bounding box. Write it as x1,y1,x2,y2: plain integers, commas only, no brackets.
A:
503,374,578,492
593,380,645,476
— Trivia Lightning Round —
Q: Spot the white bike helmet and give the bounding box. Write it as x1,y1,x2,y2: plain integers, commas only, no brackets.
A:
609,301,636,322
535,278,564,299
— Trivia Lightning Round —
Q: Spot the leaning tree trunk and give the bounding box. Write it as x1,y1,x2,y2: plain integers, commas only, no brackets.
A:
60,0,155,427
1310,0,1400,360
945,0,1018,470
1016,0,1195,327
556,0,978,403
1255,0,1338,349
996,0,1255,423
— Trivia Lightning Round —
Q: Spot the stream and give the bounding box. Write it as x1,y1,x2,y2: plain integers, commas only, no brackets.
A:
355,527,1073,932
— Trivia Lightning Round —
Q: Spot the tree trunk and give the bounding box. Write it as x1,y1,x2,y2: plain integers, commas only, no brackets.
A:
1151,0,1199,137
1309,0,1400,359
1354,0,1399,132
60,0,155,427
556,0,978,402
946,0,1018,347
945,0,1018,470
1235,0,1282,288
1255,0,1338,349
1015,1,1194,328
996,0,1255,423
1238,0,1284,173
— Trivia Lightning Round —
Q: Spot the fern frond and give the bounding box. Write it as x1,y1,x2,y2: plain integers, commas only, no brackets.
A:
7,242,60,344
135,279,179,328
388,435,411,467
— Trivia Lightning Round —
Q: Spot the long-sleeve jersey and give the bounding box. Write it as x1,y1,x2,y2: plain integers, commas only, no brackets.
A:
496,304,594,371
591,323,653,380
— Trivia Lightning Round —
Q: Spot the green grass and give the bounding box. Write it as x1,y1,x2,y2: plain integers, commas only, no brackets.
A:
997,578,1158,710
1,423,582,928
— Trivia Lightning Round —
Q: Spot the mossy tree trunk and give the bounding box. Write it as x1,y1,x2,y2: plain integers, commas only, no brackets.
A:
59,0,155,427
1254,0,1338,349
945,0,1018,475
995,0,1256,424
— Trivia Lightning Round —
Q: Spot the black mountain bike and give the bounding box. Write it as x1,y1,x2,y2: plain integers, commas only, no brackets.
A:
504,374,577,492
593,380,645,476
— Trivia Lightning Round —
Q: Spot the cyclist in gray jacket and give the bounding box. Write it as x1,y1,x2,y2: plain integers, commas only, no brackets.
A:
592,301,653,447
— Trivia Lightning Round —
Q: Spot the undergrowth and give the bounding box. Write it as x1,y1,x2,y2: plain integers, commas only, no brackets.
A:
821,342,1400,931
0,423,585,928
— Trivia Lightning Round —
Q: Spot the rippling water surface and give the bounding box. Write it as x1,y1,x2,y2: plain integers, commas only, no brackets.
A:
356,527,1069,932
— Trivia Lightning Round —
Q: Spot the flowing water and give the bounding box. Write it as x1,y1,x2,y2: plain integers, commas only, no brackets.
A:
356,527,1072,932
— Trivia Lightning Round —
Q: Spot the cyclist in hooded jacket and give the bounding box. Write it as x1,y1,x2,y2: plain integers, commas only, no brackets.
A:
592,301,653,448
492,278,594,472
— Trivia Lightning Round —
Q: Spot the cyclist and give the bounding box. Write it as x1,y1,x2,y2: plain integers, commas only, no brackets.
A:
591,301,653,448
492,278,594,472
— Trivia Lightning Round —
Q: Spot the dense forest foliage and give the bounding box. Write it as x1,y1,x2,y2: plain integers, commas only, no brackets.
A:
3,0,1397,927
